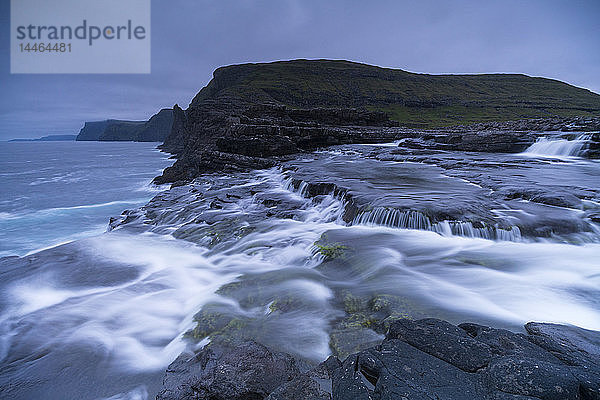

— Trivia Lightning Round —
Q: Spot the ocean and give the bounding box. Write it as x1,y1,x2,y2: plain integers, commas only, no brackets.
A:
0,141,172,257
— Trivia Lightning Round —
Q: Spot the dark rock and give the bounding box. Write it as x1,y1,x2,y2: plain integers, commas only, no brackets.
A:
153,150,276,185
354,339,487,400
264,356,341,400
157,319,600,400
459,323,561,364
387,318,494,372
524,322,600,399
216,134,298,157
401,130,535,153
331,354,372,400
499,187,582,209
156,341,299,400
525,322,600,361
265,373,330,400
484,357,579,400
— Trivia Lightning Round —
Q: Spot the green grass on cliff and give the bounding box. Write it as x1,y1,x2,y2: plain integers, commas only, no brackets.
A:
192,59,600,127
373,105,599,128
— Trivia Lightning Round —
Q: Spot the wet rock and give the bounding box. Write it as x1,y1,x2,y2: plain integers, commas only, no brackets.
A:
403,131,535,153
158,319,600,400
524,322,600,398
344,339,487,400
387,318,494,372
156,341,299,400
484,356,579,400
332,354,373,400
499,187,581,209
265,373,330,400
329,327,383,361
525,322,600,362
459,323,560,364
266,356,340,400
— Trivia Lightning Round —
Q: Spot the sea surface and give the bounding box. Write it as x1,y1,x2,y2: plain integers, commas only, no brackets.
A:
0,141,172,257
1,134,599,400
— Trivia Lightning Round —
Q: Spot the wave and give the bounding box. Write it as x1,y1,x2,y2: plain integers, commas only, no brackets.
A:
0,200,149,221
28,172,86,186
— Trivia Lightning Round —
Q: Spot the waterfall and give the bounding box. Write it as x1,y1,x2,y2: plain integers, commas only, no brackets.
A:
282,175,523,242
352,207,522,241
523,134,591,157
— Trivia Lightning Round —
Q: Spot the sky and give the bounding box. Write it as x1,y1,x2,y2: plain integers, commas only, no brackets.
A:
1,0,599,140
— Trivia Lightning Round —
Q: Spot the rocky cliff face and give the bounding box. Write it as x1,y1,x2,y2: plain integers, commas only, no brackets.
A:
134,108,175,141
75,120,110,141
154,102,407,184
96,120,146,141
155,60,600,185
76,108,174,142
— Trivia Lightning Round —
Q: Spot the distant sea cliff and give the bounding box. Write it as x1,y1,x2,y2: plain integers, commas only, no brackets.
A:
75,108,174,142
9,134,77,142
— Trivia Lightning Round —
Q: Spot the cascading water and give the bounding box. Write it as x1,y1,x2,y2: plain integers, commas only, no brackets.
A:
282,175,524,242
523,133,591,157
3,142,600,400
352,207,522,241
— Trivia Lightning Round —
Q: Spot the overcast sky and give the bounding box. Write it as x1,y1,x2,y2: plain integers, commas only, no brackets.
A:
1,0,599,140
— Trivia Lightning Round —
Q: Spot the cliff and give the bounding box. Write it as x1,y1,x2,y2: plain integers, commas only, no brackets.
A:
191,59,600,121
155,59,600,184
76,120,110,141
9,134,77,142
76,108,174,142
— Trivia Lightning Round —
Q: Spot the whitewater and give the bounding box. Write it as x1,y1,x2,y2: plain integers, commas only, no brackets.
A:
1,133,599,399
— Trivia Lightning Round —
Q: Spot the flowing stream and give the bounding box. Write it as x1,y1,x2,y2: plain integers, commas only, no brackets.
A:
1,135,599,399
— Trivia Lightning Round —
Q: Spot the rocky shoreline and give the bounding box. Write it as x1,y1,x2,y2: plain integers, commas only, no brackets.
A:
142,61,600,399
152,60,600,185
155,100,600,185
126,148,600,399
157,318,600,400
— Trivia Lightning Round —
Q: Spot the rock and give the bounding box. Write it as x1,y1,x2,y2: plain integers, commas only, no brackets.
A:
331,354,373,400
156,341,299,400
343,339,487,400
459,323,560,364
156,320,600,400
525,322,600,361
524,322,600,399
265,356,341,400
387,318,494,372
265,373,330,400
401,130,535,153
498,188,581,209
484,357,579,400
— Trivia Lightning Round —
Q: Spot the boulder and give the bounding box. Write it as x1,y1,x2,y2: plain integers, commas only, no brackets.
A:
156,341,299,400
